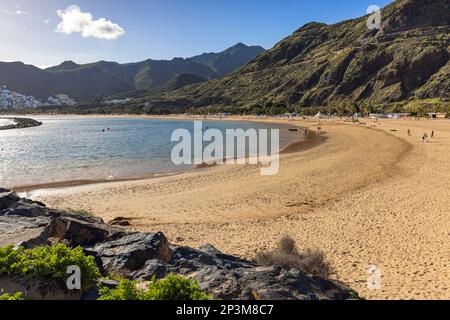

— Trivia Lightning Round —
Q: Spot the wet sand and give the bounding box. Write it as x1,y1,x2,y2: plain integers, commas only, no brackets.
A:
31,117,450,300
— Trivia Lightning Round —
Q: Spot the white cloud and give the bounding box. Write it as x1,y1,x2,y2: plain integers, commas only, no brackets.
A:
44,19,51,24
55,5,125,40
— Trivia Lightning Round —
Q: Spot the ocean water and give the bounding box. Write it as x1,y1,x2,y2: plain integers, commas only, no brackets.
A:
0,116,300,188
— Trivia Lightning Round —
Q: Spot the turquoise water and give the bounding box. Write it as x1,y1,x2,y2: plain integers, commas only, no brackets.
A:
0,116,299,188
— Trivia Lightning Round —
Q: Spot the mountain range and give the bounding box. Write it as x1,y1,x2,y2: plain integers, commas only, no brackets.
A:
150,0,449,113
1,0,449,114
0,43,264,102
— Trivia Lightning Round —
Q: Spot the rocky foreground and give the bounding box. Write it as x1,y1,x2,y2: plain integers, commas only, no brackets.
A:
0,188,354,300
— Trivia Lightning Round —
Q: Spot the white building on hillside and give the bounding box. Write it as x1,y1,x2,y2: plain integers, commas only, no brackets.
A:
105,98,133,105
0,86,43,109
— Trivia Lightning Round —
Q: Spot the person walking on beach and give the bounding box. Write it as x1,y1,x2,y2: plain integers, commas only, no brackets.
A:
407,129,412,137
431,131,434,139
423,133,428,143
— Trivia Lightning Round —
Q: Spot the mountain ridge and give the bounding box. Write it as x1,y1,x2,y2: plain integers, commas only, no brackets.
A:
190,43,265,75
0,43,265,102
150,0,449,113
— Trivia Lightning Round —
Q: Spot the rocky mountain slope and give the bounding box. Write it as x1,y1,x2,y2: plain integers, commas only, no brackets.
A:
0,43,264,102
153,0,449,112
190,43,266,76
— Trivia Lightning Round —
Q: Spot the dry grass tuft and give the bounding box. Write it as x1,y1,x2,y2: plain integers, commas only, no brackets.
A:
256,236,332,278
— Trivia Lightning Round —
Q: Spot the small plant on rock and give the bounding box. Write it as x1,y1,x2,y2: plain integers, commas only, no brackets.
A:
144,274,214,300
98,279,143,300
0,292,25,300
0,244,100,291
98,275,214,301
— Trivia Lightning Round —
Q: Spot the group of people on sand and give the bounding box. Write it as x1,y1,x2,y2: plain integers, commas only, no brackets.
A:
408,129,435,143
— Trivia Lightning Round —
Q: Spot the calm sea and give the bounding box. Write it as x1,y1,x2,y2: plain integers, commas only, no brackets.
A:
0,116,300,189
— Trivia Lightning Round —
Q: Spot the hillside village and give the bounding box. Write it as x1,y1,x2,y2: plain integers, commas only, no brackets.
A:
0,86,76,109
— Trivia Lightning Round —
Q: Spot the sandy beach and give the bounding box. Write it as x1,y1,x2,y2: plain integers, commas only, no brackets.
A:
30,117,450,300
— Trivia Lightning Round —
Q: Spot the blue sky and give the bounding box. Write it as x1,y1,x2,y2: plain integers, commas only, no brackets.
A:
0,0,393,68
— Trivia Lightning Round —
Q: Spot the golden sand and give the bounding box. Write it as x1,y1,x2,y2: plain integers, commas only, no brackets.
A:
32,117,450,300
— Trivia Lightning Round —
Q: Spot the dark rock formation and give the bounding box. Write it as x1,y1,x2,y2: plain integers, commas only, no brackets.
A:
86,232,172,276
0,193,123,248
0,275,82,300
0,118,43,130
108,217,132,227
2,199,47,217
0,189,20,209
0,215,53,248
129,244,349,300
48,215,125,247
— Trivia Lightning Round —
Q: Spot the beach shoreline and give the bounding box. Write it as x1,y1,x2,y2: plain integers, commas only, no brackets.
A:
10,116,315,193
8,115,450,300
14,132,320,193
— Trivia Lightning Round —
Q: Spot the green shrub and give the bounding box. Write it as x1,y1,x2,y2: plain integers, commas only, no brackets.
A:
144,275,214,300
0,244,100,291
0,292,25,300
99,275,214,301
98,279,143,301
